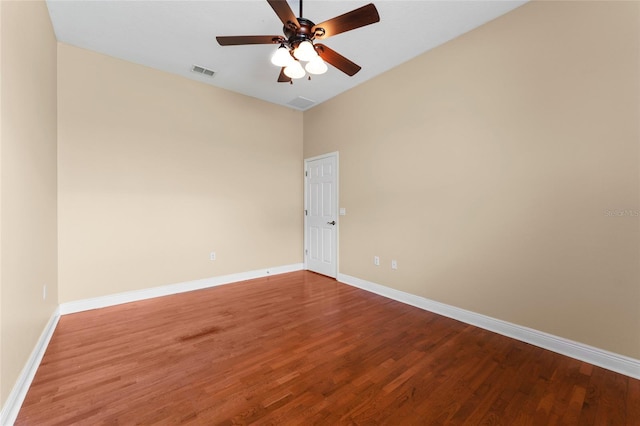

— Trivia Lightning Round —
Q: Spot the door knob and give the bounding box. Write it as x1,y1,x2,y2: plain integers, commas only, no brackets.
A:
327,221,336,225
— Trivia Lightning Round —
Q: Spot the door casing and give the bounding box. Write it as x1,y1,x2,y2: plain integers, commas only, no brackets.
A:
304,152,339,278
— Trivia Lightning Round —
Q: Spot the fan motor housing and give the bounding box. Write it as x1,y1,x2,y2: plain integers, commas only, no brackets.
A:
284,17,316,41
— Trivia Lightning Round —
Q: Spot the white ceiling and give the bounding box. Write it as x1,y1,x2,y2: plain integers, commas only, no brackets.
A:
46,0,527,111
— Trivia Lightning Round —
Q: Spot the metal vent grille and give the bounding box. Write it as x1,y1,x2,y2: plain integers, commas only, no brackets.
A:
191,65,215,77
287,96,316,110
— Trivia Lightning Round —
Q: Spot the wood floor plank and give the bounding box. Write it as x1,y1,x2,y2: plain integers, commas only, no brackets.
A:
15,271,639,425
627,377,640,426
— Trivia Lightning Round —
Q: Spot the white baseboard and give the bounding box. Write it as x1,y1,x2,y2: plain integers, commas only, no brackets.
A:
1,263,303,425
338,273,640,380
1,307,61,426
5,266,635,426
59,263,304,315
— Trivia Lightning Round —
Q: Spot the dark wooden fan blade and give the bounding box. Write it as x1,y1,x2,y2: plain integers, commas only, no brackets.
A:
278,67,292,83
267,0,300,30
315,44,361,76
216,35,284,46
312,3,379,39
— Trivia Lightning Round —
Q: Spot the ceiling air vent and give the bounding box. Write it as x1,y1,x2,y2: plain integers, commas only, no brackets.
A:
287,96,315,110
191,65,215,77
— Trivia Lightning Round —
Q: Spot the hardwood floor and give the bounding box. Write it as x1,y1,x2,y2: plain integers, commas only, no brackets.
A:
16,271,639,425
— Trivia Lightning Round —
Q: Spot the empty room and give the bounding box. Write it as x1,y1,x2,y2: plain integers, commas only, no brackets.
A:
1,0,639,424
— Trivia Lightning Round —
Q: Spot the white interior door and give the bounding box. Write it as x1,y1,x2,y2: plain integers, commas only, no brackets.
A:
305,153,337,278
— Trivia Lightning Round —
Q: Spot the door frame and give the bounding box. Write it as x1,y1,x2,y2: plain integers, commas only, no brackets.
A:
303,151,339,278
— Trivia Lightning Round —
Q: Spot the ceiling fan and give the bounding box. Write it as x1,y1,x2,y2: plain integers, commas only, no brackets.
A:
216,0,380,83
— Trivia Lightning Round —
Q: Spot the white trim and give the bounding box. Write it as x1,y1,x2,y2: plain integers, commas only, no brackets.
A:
59,263,303,315
303,161,308,272
303,151,339,278
338,273,640,380
1,308,61,426
1,264,302,423
5,268,635,426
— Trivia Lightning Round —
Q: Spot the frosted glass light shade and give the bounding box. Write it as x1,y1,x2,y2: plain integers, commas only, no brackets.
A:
284,60,305,79
305,56,327,75
271,45,293,67
293,40,317,62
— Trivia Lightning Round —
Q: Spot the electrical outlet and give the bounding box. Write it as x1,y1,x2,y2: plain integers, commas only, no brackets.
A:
43,285,47,300
210,251,216,261
391,260,398,270
374,256,380,266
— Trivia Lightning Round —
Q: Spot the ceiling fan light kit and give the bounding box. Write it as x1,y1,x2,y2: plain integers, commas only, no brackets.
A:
284,60,306,79
270,44,294,67
272,40,326,80
293,40,317,62
305,56,328,75
216,0,380,83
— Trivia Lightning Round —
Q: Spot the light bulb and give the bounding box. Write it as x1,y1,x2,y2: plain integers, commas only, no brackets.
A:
284,60,305,79
271,45,293,67
305,56,327,75
293,40,317,62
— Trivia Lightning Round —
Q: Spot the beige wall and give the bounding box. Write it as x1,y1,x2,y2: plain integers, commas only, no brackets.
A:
1,1,638,412
304,1,640,358
57,44,303,303
0,0,58,406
